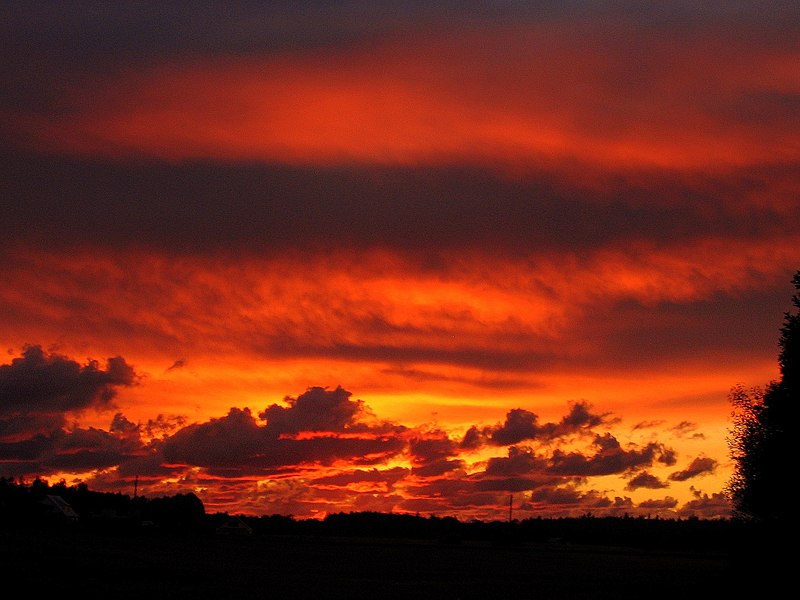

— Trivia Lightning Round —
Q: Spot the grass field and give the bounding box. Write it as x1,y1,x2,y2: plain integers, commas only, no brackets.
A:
1,527,740,599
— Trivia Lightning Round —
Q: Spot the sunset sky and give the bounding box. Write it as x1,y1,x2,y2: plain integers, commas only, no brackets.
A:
1,1,798,521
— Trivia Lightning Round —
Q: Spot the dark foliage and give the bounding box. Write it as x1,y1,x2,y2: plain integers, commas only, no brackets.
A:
727,271,800,522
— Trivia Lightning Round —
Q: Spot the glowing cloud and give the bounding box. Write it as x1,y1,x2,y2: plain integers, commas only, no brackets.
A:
6,25,799,170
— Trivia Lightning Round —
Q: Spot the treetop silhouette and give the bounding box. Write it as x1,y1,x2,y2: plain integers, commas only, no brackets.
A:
727,270,799,522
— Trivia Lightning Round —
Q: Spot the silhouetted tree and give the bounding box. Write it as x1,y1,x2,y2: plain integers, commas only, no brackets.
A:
142,492,205,532
727,271,799,522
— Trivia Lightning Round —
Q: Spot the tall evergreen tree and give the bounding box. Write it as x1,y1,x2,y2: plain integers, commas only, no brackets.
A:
727,271,800,521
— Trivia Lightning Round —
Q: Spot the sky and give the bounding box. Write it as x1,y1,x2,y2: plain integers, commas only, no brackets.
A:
1,1,798,521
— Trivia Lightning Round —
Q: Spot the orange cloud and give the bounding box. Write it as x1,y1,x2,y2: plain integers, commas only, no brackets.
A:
8,25,799,170
1,239,790,433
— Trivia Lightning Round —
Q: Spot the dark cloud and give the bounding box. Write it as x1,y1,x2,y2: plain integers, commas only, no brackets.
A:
530,486,610,508
0,156,639,253
474,476,546,493
160,389,407,476
668,456,717,481
721,90,800,129
166,359,186,372
2,154,797,257
115,451,180,480
638,497,678,510
311,467,409,488
572,284,796,374
464,401,611,448
407,432,463,476
380,366,530,390
0,416,148,479
1,0,477,79
484,446,548,477
0,415,65,444
285,340,560,374
3,2,796,76
400,497,458,514
548,434,676,477
141,414,189,441
670,421,698,436
632,420,665,431
666,423,708,442
0,435,52,467
557,401,613,431
460,426,483,450
659,447,678,466
259,386,366,434
403,476,473,500
1,1,423,115
411,459,464,478
625,471,668,490
401,475,506,512
588,496,635,513
677,488,731,519
44,426,144,471
489,409,539,446
0,345,137,440
162,407,265,468
408,434,458,464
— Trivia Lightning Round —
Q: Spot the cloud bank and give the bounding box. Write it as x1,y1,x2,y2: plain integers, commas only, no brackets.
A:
0,347,729,519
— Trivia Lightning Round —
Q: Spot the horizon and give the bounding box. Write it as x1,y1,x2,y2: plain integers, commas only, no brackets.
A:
3,476,737,523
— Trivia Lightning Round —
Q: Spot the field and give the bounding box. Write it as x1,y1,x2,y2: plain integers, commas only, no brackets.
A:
1,527,741,599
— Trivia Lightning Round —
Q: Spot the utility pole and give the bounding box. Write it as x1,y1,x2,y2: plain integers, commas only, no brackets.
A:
508,494,513,522
134,475,138,498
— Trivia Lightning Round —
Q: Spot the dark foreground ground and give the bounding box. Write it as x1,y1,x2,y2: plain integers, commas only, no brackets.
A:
1,526,767,600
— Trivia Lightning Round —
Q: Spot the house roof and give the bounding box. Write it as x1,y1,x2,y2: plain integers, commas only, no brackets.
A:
43,495,80,519
216,515,253,534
